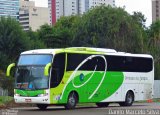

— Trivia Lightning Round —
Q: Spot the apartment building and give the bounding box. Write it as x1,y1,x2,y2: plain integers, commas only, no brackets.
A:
152,0,160,22
79,0,89,14
0,0,19,20
89,0,115,8
49,0,115,25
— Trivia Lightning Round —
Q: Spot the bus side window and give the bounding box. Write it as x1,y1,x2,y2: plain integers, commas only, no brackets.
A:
50,53,65,88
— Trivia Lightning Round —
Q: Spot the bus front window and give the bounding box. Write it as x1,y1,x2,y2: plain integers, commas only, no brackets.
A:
15,54,52,90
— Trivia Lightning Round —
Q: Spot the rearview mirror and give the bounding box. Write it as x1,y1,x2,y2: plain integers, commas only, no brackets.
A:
44,63,51,76
6,63,15,77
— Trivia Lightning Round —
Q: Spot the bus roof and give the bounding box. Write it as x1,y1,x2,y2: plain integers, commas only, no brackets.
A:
21,47,153,59
21,49,56,55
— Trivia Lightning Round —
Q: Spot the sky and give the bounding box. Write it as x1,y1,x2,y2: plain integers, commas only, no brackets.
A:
30,0,152,27
116,0,152,27
30,0,48,7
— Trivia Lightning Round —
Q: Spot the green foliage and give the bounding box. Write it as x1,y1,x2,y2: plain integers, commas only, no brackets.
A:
0,17,30,70
37,24,55,48
0,96,13,105
132,12,147,29
0,17,44,94
72,6,145,53
26,29,46,49
0,77,14,95
0,52,9,70
36,16,79,48
0,69,14,96
147,20,160,79
54,16,80,47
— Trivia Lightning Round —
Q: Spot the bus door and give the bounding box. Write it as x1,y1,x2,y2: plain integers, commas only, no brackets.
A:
50,53,65,102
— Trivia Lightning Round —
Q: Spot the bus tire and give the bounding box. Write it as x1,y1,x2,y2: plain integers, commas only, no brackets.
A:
96,102,109,107
65,92,78,109
119,91,134,106
37,104,48,110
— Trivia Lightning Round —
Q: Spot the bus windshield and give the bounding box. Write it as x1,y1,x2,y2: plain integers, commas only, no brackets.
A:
15,54,53,90
18,54,52,65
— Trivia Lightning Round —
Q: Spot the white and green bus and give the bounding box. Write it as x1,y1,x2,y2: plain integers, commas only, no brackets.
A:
6,47,154,110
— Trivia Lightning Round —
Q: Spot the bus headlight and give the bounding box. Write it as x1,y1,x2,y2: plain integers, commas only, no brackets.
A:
38,93,48,97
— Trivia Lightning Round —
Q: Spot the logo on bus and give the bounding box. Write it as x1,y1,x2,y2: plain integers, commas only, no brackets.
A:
79,73,85,81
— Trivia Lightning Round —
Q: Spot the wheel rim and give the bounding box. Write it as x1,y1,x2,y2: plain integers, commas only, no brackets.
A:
127,93,133,104
69,93,76,106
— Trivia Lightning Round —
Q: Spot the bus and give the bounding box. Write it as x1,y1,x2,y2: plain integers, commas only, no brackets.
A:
6,47,154,110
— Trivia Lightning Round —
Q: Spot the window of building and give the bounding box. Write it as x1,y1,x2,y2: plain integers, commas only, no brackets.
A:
156,14,159,17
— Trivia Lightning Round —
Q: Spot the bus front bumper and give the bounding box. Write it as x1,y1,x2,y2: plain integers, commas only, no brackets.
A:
14,95,50,104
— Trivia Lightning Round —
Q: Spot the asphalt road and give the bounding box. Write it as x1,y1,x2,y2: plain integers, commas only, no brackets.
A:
1,102,160,115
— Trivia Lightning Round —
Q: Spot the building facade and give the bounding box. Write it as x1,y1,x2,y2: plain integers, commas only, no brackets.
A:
0,0,19,20
152,0,160,22
89,0,115,8
64,0,80,16
20,0,50,31
80,0,90,14
49,0,115,25
48,0,53,25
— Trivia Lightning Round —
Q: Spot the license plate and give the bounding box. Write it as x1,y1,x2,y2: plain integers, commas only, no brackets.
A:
25,99,32,102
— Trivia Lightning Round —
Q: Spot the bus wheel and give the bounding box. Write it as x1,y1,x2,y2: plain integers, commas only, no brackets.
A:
119,91,134,106
96,102,109,107
37,104,48,110
65,92,78,110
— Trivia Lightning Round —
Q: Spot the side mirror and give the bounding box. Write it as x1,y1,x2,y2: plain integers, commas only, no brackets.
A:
6,63,15,77
44,63,51,76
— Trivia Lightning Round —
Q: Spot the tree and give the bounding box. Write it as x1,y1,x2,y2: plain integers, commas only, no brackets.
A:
0,17,30,70
37,16,78,48
72,6,145,53
0,52,9,71
147,20,160,79
37,24,55,48
131,12,148,52
54,16,79,47
132,12,147,29
0,17,32,95
26,29,46,49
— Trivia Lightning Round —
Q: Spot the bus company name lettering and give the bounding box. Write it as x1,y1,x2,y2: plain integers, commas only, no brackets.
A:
125,76,148,81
